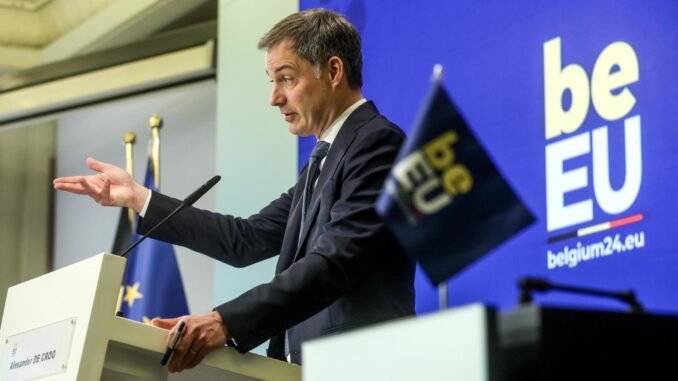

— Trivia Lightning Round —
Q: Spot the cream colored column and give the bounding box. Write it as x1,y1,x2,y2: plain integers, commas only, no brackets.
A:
215,0,298,354
0,121,55,322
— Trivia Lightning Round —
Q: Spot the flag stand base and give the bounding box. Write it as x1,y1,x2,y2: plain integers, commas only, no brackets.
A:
438,282,448,310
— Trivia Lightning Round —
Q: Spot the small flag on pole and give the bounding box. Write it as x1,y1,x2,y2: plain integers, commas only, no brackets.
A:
377,71,535,284
116,116,188,323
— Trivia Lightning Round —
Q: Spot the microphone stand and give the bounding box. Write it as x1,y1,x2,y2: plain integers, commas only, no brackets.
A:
119,204,186,258
117,175,221,258
518,276,645,314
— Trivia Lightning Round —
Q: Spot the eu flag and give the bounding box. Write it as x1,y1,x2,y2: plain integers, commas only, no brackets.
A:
377,80,535,284
117,161,189,323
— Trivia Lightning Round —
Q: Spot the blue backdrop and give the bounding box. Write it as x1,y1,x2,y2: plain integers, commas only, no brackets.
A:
299,0,678,315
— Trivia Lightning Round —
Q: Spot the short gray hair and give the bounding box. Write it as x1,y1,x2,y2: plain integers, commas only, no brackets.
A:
258,9,363,89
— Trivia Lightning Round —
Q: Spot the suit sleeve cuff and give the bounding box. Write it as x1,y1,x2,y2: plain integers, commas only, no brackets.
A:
213,307,240,349
139,190,153,217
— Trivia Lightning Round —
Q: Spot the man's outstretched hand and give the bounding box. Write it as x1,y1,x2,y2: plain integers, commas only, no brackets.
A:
53,157,149,212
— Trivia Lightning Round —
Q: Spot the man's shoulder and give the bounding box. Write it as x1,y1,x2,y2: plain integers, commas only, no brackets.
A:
349,101,405,139
359,114,405,146
370,114,405,138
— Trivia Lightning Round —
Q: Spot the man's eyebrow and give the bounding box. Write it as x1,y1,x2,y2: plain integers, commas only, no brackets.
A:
266,64,295,77
273,64,295,73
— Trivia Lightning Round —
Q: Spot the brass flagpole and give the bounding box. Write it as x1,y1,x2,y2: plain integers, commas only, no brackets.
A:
124,131,137,229
149,114,162,189
117,131,136,314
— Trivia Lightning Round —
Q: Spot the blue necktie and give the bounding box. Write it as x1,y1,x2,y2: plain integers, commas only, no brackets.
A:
298,140,330,244
286,140,330,361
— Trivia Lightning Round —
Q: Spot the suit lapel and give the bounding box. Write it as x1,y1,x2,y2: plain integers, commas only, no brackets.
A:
293,102,381,261
275,164,307,274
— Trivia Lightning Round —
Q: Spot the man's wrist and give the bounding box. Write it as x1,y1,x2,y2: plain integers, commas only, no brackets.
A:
210,310,235,347
133,186,151,214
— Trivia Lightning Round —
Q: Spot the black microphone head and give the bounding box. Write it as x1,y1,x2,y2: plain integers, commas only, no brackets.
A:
183,175,221,206
519,276,551,291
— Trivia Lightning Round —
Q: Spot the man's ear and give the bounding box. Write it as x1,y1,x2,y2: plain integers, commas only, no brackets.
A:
327,56,344,88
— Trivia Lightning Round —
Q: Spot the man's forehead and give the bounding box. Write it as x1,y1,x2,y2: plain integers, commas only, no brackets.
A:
265,56,298,76
264,41,305,74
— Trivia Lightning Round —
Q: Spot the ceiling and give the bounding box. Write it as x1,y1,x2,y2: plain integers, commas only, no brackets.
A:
0,0,216,74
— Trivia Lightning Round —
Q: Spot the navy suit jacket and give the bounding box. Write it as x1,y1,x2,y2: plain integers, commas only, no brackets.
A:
139,101,415,364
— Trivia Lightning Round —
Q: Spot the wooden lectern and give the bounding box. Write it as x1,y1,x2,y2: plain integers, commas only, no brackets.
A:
0,253,300,381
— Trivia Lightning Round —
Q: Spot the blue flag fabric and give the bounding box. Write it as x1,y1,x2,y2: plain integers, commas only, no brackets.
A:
118,162,189,323
377,81,535,284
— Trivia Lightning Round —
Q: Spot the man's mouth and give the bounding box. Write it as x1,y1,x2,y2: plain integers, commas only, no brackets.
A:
283,112,296,122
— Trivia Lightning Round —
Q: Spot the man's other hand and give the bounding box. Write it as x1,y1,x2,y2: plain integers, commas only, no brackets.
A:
153,311,229,373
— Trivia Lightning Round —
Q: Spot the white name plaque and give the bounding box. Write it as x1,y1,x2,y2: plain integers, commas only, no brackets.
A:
1,317,77,381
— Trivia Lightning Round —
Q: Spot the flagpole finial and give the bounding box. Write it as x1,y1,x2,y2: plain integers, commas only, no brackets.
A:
432,64,444,84
123,131,136,144
122,131,137,228
149,114,162,189
149,114,163,129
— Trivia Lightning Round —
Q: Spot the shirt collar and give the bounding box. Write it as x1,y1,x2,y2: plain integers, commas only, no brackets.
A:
319,98,367,145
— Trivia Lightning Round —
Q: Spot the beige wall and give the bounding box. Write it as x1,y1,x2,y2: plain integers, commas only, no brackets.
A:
214,0,298,354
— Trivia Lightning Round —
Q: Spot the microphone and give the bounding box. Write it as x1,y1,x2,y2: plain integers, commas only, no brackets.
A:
518,276,645,313
118,175,221,258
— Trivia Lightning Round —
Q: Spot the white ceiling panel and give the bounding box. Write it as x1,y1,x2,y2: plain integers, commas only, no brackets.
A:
0,0,213,73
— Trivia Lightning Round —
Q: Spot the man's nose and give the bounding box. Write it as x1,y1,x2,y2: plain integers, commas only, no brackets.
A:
269,86,285,106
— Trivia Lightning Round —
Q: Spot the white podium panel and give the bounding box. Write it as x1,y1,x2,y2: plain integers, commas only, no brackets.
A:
0,253,300,381
302,304,494,381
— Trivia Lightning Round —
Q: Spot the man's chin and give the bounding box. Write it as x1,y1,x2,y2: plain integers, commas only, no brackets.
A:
287,124,313,137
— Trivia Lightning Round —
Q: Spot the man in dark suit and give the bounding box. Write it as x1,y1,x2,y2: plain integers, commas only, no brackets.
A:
54,9,414,371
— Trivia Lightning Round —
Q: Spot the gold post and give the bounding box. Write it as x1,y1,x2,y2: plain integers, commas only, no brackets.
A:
123,132,136,174
149,114,162,189
123,131,137,229
117,131,136,313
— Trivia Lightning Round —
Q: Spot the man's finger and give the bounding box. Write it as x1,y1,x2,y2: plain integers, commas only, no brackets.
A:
153,317,182,347
53,176,85,185
180,341,199,370
169,337,192,373
78,178,102,203
86,157,113,173
153,317,181,330
100,177,111,205
186,347,207,369
53,182,87,195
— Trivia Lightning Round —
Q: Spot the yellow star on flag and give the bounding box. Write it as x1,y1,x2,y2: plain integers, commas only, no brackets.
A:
124,282,143,308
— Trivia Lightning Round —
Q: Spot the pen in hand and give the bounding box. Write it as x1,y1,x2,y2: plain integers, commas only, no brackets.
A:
161,320,186,366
